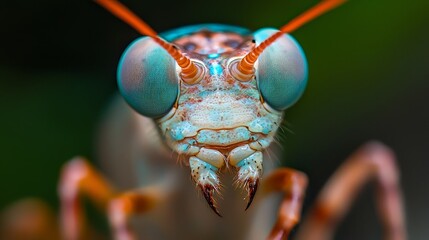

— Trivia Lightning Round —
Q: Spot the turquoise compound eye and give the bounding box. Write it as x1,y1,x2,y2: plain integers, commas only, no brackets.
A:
253,29,308,111
118,37,179,118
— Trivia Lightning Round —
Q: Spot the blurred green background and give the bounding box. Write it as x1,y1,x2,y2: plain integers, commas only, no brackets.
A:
0,0,428,239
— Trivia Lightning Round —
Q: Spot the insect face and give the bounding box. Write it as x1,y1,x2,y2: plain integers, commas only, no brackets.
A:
96,0,345,214
117,24,308,214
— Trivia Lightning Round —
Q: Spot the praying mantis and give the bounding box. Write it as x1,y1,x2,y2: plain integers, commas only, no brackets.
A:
0,0,407,239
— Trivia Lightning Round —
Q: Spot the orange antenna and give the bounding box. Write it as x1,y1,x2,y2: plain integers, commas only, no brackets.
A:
95,0,202,84
231,0,347,81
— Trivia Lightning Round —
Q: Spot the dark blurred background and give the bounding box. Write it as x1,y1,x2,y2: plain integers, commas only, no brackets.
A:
0,0,428,239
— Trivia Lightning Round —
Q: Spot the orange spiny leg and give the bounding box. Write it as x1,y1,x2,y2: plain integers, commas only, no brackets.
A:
59,157,166,240
295,141,407,240
59,157,116,240
108,189,164,240
260,168,308,240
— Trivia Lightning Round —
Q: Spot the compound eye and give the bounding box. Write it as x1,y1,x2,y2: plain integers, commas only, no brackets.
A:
118,37,179,118
253,28,308,111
